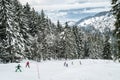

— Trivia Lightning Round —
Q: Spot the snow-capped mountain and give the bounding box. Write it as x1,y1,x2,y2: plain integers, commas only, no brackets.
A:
76,11,115,33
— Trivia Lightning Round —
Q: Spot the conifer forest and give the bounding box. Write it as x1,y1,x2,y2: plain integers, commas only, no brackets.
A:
0,0,120,63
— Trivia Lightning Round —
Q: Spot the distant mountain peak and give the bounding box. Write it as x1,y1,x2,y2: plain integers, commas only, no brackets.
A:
76,11,115,33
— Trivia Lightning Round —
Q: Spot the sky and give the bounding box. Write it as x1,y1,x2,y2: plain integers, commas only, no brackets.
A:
19,0,111,24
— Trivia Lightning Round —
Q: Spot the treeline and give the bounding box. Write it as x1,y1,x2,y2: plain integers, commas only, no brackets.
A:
0,0,116,63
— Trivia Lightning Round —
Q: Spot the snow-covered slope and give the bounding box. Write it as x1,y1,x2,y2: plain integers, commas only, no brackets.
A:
77,11,115,32
0,59,120,80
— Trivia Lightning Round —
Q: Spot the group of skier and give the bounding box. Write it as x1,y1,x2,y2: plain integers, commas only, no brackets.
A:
64,61,82,67
15,60,82,72
15,61,30,72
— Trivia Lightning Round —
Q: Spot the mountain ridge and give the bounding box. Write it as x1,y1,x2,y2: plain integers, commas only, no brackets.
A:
75,11,115,33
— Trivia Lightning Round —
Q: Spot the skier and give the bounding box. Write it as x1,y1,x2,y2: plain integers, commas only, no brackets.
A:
79,61,82,65
64,62,66,66
64,62,68,67
71,61,73,65
66,63,68,67
26,61,30,68
15,64,22,72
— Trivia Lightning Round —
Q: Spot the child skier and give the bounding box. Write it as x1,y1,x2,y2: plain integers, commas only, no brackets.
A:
15,64,22,72
26,61,30,68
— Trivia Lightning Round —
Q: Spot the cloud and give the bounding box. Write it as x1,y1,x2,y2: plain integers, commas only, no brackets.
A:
19,0,76,5
19,0,111,11
81,7,110,13
19,0,111,23
46,12,67,23
56,12,67,17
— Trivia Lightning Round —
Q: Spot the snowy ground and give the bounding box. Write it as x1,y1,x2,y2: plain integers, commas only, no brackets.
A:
0,59,120,80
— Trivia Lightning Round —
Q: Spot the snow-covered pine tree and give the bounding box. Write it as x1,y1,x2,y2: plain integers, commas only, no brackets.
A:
13,0,31,59
73,26,84,59
44,19,57,60
29,8,38,37
57,20,63,33
103,36,111,59
36,10,52,60
28,8,40,60
0,0,23,62
112,0,120,60
102,27,112,59
22,3,37,60
84,41,89,58
63,22,77,59
83,25,103,59
52,20,64,59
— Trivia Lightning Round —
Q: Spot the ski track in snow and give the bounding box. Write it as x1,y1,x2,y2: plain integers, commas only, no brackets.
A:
0,59,120,80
